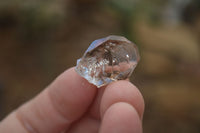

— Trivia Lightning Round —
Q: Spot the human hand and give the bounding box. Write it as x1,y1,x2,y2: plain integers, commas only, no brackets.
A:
0,67,144,133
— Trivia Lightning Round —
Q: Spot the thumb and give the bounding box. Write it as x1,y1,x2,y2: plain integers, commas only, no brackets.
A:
0,67,97,133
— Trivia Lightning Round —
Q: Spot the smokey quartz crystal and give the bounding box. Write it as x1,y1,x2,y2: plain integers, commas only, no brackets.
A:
75,35,140,88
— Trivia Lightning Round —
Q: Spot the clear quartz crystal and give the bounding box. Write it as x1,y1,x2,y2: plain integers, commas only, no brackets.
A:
75,35,140,88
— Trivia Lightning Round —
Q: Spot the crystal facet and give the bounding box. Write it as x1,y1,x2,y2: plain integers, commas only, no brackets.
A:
75,35,140,88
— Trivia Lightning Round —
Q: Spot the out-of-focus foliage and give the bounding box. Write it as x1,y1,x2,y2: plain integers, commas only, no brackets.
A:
0,0,65,41
0,0,200,133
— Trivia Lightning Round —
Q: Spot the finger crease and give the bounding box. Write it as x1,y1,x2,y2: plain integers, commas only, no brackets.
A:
102,100,141,120
47,89,72,124
15,111,39,133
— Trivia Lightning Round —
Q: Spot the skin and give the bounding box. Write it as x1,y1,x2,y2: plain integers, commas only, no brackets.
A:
0,67,145,133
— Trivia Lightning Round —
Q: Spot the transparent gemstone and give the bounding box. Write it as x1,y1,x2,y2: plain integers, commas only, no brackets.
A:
75,35,140,88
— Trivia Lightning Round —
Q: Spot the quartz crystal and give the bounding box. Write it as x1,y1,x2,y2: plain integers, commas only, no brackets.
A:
75,35,140,88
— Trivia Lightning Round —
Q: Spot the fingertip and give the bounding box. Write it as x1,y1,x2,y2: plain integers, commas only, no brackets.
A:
100,80,145,120
48,67,97,121
53,67,96,91
100,102,142,133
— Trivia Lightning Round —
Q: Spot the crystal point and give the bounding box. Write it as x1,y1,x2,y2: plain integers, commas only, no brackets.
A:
75,35,140,87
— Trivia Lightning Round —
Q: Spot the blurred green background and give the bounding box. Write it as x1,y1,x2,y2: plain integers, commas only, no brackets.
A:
0,0,200,132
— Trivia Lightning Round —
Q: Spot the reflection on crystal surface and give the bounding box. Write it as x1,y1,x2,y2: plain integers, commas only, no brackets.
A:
75,35,140,88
